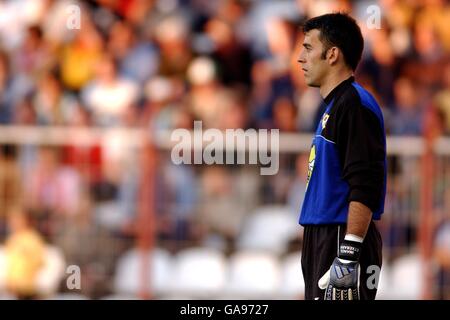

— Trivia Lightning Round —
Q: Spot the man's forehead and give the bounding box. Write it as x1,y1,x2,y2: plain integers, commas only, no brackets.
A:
304,29,321,44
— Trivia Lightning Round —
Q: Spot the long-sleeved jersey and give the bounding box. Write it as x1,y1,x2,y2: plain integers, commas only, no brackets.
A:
299,76,386,225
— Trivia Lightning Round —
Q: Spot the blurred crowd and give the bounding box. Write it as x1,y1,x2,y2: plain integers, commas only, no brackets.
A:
0,0,449,299
0,0,449,134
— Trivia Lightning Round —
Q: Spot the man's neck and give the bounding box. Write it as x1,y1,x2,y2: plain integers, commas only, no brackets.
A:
319,69,354,99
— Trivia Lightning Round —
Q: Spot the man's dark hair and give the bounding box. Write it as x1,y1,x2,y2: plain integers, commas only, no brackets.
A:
303,13,364,71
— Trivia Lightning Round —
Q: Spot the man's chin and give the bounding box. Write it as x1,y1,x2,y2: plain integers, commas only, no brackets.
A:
305,79,320,88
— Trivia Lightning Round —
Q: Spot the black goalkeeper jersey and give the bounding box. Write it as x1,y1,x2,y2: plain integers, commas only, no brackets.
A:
299,76,387,225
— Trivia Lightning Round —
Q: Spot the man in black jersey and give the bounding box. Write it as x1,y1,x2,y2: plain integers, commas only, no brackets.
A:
297,13,387,300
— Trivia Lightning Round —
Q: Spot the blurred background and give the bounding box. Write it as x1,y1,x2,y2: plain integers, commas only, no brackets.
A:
0,0,449,300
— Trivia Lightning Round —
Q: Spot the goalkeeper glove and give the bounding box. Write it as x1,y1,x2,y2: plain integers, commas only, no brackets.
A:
318,236,362,300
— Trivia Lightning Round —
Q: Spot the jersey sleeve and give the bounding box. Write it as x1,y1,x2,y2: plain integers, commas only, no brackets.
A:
335,97,386,213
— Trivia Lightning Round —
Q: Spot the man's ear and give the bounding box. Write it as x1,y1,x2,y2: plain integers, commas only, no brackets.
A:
327,47,339,66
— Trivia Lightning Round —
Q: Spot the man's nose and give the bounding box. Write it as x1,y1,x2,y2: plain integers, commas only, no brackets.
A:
298,52,305,64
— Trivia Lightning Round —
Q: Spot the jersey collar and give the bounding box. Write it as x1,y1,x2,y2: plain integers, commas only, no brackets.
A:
323,76,355,105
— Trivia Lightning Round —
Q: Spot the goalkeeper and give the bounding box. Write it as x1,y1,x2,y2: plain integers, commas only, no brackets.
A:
297,13,386,300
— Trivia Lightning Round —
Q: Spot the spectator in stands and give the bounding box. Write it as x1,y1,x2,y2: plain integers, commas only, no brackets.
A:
0,51,14,123
433,61,450,135
249,59,276,129
186,56,228,129
390,77,424,135
25,146,82,239
107,20,159,85
204,17,252,86
273,96,298,132
154,14,193,78
13,95,36,125
33,70,73,126
59,15,103,93
4,205,45,299
143,76,180,133
13,25,53,79
81,53,139,127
